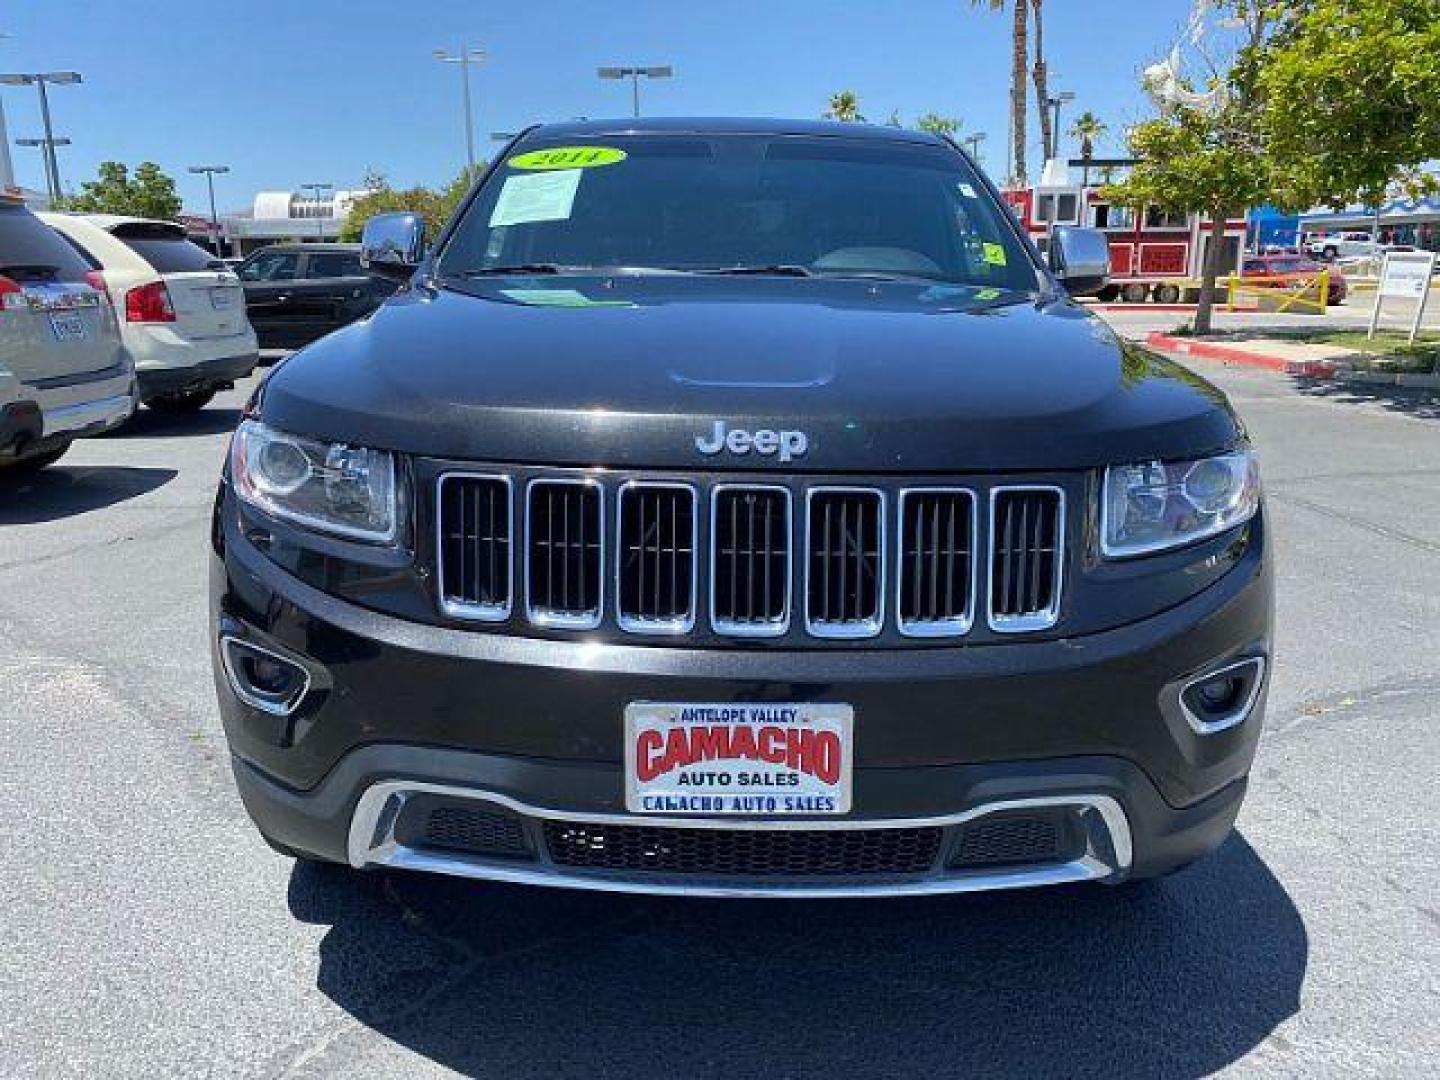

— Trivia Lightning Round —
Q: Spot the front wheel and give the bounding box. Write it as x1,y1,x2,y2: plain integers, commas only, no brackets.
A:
1120,282,1150,303
1322,246,1338,261
1153,283,1182,304
147,388,216,414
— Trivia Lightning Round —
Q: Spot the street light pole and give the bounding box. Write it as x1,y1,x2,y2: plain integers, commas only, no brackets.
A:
964,131,987,165
189,165,230,256
1045,91,1075,162
16,135,69,195
300,182,333,242
0,72,82,202
597,65,673,118
434,46,486,176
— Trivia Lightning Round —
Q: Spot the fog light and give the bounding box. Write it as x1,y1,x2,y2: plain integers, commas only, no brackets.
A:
221,636,311,717
1180,656,1265,735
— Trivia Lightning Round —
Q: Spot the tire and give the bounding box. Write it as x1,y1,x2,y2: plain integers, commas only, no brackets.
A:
1095,285,1121,302
2,441,70,474
1120,282,1150,303
1153,283,1182,304
1322,246,1338,261
146,388,216,414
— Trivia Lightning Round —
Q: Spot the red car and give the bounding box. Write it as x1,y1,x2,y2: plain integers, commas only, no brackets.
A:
1241,254,1348,305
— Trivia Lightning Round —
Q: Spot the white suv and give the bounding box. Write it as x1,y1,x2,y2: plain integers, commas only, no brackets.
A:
1,195,133,473
1305,231,1378,261
41,213,257,412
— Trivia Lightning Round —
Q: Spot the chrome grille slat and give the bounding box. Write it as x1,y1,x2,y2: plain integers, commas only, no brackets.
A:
437,473,513,621
526,478,603,629
805,488,885,639
711,485,791,636
617,482,698,634
438,475,1065,639
988,486,1064,633
897,488,976,637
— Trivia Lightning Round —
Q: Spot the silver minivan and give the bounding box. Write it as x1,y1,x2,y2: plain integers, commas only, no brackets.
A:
0,193,134,473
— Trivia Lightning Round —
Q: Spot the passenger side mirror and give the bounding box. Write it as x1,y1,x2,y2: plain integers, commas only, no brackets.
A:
1048,226,1110,296
360,212,426,283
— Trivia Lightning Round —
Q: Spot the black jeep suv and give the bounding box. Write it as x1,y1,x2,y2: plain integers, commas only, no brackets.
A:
211,119,1271,898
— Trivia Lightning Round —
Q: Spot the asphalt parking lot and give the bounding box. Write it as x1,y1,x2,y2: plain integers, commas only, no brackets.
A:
1,356,1437,1078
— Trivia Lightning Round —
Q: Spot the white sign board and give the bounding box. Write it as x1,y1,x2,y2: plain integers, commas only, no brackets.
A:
1369,250,1437,343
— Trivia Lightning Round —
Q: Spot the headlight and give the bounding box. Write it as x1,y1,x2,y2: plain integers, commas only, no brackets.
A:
1102,448,1259,558
231,420,399,543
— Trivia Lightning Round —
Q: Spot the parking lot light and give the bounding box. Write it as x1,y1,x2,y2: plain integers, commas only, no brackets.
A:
189,165,230,257
597,65,673,118
0,71,82,202
300,182,333,242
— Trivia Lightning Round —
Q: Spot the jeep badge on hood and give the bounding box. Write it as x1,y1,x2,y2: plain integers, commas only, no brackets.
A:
695,420,809,462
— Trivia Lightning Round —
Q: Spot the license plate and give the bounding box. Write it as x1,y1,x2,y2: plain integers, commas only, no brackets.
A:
210,288,237,310
624,702,853,815
48,312,87,341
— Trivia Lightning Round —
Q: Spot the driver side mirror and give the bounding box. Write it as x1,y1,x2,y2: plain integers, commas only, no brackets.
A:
1048,226,1110,296
360,212,426,283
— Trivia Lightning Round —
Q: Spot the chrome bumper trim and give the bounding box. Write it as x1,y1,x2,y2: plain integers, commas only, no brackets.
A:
347,782,1132,899
41,392,133,437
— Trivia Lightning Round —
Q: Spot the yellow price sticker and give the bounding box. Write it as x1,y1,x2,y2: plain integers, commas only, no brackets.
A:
974,288,1002,301
982,243,1008,267
508,146,628,170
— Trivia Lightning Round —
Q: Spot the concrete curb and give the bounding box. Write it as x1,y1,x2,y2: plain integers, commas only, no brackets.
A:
1144,333,1294,372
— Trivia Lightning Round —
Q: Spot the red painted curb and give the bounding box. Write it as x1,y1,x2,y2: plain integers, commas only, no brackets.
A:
1092,303,1198,312
1145,333,1291,372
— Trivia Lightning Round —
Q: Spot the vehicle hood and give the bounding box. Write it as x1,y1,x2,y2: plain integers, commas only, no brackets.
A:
258,276,1241,472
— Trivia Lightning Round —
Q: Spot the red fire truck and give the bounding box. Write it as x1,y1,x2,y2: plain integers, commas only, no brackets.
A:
1003,182,1247,303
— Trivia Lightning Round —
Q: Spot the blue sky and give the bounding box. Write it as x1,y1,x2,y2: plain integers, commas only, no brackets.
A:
0,0,1197,213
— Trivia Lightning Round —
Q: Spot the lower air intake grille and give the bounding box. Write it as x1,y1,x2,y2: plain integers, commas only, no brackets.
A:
712,486,791,635
898,489,976,635
949,813,1070,869
526,479,603,628
617,483,697,632
544,822,943,877
437,475,512,620
806,489,885,637
989,487,1064,631
422,805,531,859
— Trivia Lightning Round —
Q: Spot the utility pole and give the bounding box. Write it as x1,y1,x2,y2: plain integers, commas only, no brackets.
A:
434,45,486,176
597,65,673,118
189,165,230,256
0,71,82,202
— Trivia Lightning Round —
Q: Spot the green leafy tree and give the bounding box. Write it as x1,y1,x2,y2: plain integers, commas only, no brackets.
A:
59,161,182,220
1108,0,1440,335
823,91,865,123
916,113,963,139
1257,0,1440,208
339,169,475,243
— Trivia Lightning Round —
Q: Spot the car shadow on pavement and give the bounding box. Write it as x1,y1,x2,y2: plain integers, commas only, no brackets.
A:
0,465,176,523
105,407,245,439
1292,377,1440,421
287,832,1305,1079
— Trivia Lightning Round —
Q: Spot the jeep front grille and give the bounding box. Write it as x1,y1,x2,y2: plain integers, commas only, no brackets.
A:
988,486,1064,631
437,474,513,621
437,473,1068,640
805,488,885,638
711,486,791,636
897,488,976,637
525,479,603,628
617,482,698,633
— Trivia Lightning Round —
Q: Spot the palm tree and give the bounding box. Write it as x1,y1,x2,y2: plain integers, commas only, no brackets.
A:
916,113,962,139
1029,0,1051,164
823,91,865,123
1069,111,1106,185
972,1,1028,186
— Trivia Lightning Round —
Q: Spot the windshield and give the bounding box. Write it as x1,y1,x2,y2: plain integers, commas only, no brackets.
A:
439,133,1039,292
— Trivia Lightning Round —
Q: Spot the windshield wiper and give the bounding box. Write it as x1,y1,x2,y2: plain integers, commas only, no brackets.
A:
453,263,568,277
691,264,815,277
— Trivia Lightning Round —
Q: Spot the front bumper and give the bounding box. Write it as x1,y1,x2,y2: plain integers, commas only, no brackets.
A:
213,500,1272,895
137,352,258,400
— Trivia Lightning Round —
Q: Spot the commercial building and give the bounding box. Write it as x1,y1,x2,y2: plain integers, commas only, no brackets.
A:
204,188,367,256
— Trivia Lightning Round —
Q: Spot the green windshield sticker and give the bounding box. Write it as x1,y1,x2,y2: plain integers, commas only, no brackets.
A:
508,146,628,170
489,169,583,227
499,289,634,309
974,287,1002,301
982,242,1008,267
